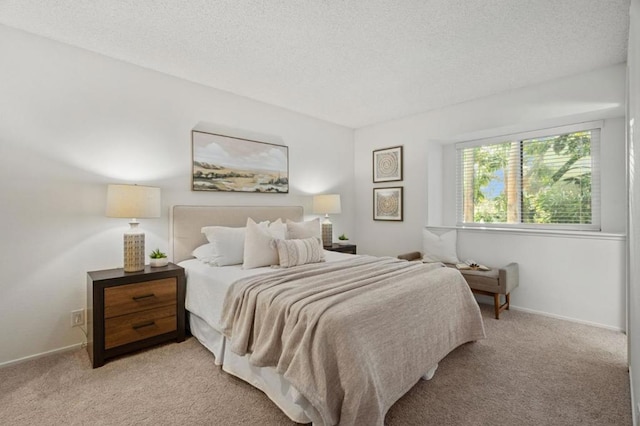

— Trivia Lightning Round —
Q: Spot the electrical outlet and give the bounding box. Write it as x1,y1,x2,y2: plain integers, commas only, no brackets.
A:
71,309,84,327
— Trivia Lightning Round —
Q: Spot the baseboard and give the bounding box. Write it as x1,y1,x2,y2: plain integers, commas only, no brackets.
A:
506,304,625,332
473,296,624,332
0,343,84,369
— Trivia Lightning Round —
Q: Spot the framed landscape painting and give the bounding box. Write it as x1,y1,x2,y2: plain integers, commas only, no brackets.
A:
373,145,403,183
373,187,403,221
192,130,289,193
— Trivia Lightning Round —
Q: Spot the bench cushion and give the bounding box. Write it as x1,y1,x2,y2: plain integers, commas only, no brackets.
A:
443,264,506,293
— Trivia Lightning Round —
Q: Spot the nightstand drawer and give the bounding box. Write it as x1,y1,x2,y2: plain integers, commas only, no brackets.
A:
104,278,176,318
105,304,177,349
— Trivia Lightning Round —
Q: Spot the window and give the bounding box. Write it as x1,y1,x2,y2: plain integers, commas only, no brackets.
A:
456,121,601,231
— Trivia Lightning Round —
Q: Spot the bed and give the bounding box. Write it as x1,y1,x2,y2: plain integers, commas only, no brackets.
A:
171,205,485,425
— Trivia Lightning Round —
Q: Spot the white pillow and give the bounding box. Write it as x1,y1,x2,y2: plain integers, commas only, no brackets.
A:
275,237,325,268
286,218,321,239
200,226,246,266
243,218,279,269
422,228,460,264
192,243,216,262
265,218,286,240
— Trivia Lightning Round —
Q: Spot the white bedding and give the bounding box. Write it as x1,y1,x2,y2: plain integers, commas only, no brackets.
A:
182,250,355,339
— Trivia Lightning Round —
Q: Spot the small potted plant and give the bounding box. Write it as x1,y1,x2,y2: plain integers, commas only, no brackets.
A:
149,248,168,267
338,234,350,245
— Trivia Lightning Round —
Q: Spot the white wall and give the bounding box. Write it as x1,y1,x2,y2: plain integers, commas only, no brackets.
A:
354,64,627,329
453,228,624,329
0,25,355,366
626,0,640,423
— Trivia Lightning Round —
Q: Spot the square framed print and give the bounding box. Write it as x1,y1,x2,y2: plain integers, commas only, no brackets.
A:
192,130,289,193
373,145,403,183
373,187,403,221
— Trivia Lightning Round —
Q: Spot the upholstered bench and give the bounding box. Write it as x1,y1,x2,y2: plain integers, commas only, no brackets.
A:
398,251,519,319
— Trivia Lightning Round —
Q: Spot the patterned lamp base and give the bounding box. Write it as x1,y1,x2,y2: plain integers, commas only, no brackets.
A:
321,221,332,248
123,222,145,272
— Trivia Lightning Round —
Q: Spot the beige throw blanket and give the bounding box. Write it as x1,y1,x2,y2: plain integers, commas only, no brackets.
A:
221,256,485,425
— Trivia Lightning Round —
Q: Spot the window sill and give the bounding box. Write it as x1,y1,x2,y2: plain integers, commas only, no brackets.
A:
426,225,626,241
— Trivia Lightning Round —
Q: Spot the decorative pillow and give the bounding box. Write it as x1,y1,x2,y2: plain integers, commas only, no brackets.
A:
275,237,325,268
265,218,286,240
200,226,246,266
192,243,216,263
242,218,279,269
286,218,321,239
422,228,460,264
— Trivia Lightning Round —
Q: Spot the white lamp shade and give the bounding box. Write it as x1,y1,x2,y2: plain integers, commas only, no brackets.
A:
313,194,342,215
106,184,161,219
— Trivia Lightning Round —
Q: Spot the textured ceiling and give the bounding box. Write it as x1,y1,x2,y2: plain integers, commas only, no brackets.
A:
0,0,630,128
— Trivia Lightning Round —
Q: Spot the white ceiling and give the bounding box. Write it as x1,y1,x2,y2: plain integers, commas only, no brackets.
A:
0,1,630,128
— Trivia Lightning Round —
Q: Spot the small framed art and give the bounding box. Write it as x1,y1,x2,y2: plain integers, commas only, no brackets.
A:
373,187,403,221
373,145,403,183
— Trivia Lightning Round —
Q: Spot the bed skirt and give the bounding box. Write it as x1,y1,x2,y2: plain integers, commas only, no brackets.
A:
189,313,322,424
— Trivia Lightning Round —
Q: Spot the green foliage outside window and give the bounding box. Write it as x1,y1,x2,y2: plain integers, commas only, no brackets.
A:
462,130,593,226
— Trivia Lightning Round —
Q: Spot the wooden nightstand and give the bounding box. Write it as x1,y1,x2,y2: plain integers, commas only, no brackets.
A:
86,263,186,368
325,243,357,254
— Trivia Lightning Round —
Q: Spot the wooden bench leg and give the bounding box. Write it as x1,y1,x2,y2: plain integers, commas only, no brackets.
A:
494,293,511,319
470,289,510,320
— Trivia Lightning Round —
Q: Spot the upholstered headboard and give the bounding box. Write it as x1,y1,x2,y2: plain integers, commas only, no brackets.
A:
170,205,304,263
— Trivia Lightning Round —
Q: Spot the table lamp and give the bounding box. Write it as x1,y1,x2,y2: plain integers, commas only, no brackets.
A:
106,184,161,272
313,194,341,247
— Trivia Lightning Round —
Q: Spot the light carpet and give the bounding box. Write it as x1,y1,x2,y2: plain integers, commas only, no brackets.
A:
0,305,631,425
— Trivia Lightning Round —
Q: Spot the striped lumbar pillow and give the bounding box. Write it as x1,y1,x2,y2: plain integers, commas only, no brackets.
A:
275,237,325,268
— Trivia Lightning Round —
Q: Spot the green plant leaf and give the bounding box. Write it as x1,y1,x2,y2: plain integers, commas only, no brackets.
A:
150,248,167,259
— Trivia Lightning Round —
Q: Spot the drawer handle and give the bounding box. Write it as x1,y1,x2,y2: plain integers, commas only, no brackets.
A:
132,321,156,330
132,293,155,301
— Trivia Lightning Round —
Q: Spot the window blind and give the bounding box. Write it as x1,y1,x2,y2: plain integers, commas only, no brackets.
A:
456,122,601,231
